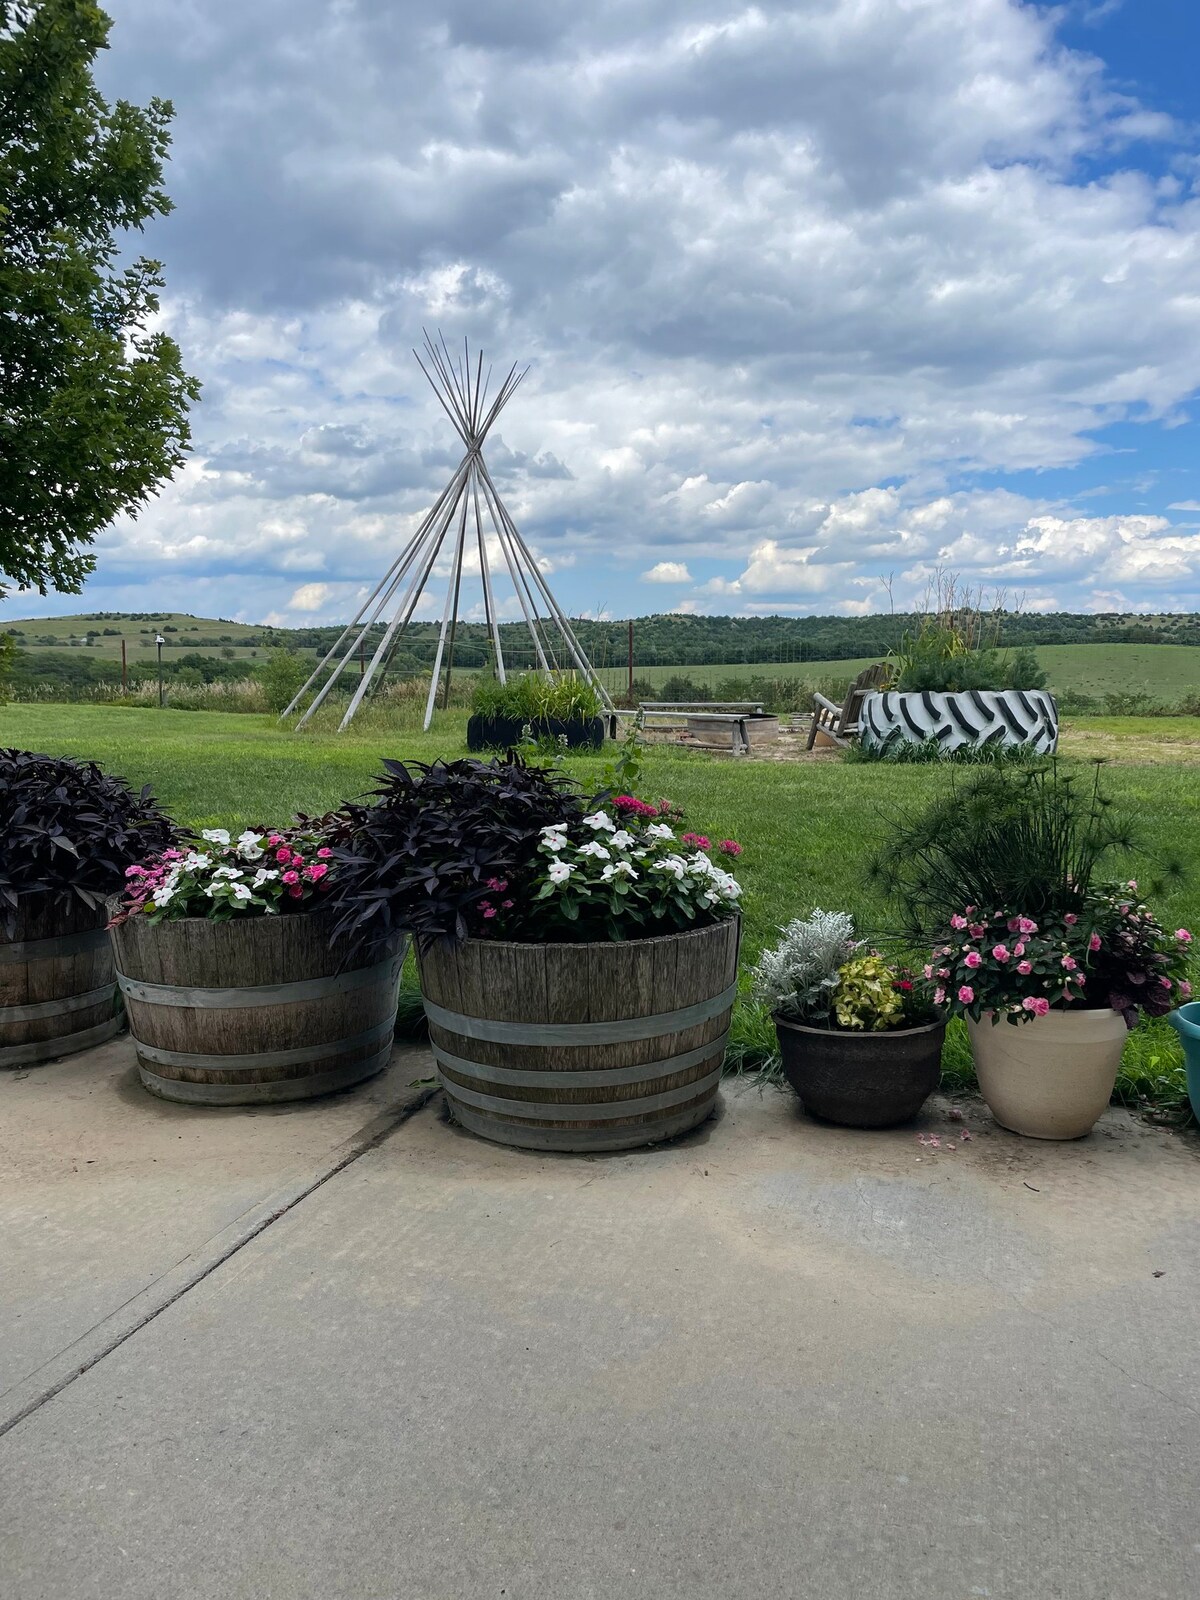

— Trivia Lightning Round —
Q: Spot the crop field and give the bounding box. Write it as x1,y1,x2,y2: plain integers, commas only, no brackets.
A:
7,701,1199,1116
603,643,1200,699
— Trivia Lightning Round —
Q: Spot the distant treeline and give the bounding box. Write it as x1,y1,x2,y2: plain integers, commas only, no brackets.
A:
6,608,1200,683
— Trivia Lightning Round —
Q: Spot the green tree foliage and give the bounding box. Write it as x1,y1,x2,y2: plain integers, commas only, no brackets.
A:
0,1,200,598
257,648,307,714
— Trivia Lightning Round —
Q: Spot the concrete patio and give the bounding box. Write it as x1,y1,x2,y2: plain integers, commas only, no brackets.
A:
3,1038,1199,1598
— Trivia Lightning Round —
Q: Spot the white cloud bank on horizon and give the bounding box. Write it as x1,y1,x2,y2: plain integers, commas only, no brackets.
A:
12,0,1200,623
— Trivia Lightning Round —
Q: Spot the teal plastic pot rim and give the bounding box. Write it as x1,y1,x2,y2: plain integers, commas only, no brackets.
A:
1167,1002,1200,1041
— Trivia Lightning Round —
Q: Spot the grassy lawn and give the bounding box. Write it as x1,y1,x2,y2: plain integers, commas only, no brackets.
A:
7,702,1199,1119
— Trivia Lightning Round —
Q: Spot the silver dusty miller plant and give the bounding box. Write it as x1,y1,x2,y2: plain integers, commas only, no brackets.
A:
751,908,858,1022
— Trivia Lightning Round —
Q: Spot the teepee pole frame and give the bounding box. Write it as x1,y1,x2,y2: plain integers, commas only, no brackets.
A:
284,330,612,731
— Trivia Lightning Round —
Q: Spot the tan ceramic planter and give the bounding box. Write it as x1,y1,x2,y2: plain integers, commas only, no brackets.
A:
967,1008,1128,1140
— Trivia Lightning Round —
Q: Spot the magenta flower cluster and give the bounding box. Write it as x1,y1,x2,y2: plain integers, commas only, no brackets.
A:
927,885,1193,1029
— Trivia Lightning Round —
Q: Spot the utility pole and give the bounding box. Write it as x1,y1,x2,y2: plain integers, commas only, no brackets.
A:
120,638,127,695
627,618,634,702
155,634,165,707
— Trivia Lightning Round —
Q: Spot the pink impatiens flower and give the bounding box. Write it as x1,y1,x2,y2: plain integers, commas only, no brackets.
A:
1061,955,1077,971
1180,981,1193,997
968,923,986,940
281,870,299,885
964,951,982,969
1017,917,1038,935
317,847,333,860
275,848,291,863
1177,929,1192,944
950,914,968,931
1013,942,1025,957
958,985,975,1004
1016,960,1033,975
307,863,328,881
992,944,1010,963
1064,913,1078,927
1088,932,1102,952
933,986,947,1006
1022,996,1051,1016
922,965,934,980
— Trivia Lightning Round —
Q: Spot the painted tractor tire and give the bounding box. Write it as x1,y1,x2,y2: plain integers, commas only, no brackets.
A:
860,689,1058,755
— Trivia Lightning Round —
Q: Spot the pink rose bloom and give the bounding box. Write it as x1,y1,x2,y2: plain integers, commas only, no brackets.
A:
964,951,982,969
1064,913,1078,927
1017,917,1038,935
1016,960,1033,975
1176,929,1192,944
1088,932,1101,952
950,914,968,931
933,986,947,1006
317,847,333,860
992,944,1010,963
717,840,743,857
275,848,291,863
1061,955,1077,971
281,870,299,885
957,985,975,1004
307,863,328,881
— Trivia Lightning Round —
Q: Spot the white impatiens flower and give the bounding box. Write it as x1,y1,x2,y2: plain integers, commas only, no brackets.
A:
230,883,253,901
251,868,279,889
201,828,231,845
212,865,244,880
609,830,635,850
645,822,674,840
237,830,264,861
582,811,616,832
578,841,611,861
601,861,638,882
182,852,211,871
547,859,573,884
653,855,687,881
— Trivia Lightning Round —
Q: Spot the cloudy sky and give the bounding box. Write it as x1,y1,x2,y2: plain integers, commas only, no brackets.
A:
13,0,1200,624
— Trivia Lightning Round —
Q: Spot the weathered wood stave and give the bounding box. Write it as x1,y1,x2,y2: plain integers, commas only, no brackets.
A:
0,899,122,1069
109,911,405,1104
418,918,740,1151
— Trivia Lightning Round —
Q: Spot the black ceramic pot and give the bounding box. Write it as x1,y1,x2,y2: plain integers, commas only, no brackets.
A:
774,1015,946,1128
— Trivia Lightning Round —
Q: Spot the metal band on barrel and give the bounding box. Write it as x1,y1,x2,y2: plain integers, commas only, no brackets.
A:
0,927,110,965
137,1042,394,1105
131,1015,396,1075
0,1013,124,1068
421,981,737,1046
431,1034,727,1089
1,983,117,1022
440,1066,723,1122
115,947,404,1009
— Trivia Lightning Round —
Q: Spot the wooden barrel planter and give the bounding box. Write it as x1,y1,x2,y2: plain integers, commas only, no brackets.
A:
1,900,123,1069
109,912,407,1105
418,918,740,1152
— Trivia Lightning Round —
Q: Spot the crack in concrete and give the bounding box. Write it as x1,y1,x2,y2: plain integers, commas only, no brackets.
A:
0,1085,439,1442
